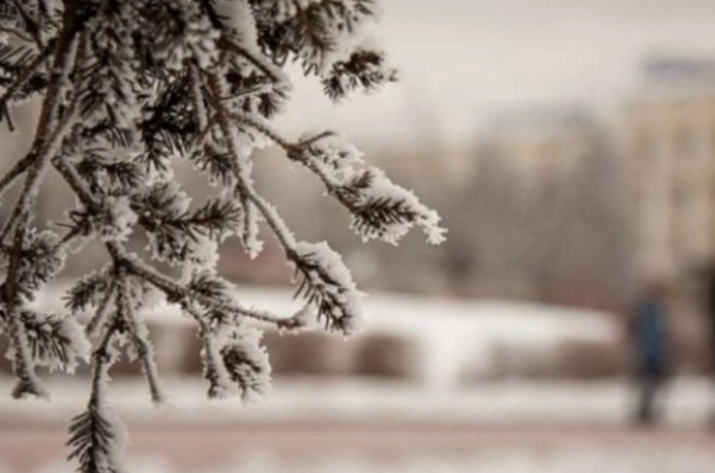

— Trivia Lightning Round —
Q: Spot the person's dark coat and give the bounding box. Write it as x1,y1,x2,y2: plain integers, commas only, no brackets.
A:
631,296,669,380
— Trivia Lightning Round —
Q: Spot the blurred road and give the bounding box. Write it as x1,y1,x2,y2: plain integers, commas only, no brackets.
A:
1,421,714,472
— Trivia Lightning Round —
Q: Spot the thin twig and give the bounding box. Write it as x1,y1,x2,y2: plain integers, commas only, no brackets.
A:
188,64,209,131
3,2,81,399
89,318,120,406
1,85,82,244
0,154,36,201
207,73,298,252
117,274,164,405
5,211,48,399
52,153,98,208
121,253,296,327
0,26,33,43
85,277,117,338
0,44,52,115
218,37,290,86
0,208,20,245
181,302,233,394
52,226,83,252
10,0,45,50
227,111,294,150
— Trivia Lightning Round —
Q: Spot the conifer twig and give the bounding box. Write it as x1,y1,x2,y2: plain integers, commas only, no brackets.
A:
117,273,164,405
4,3,81,398
0,44,52,115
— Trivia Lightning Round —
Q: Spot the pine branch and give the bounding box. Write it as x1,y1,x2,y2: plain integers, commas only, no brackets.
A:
206,73,296,252
185,301,271,400
75,274,116,338
52,225,84,253
0,43,52,131
227,110,293,149
67,318,125,473
0,206,20,245
9,0,44,50
218,36,290,86
67,406,124,473
1,90,81,245
1,229,65,298
117,274,164,404
3,1,82,398
3,216,49,398
0,153,34,203
122,254,301,329
0,25,33,43
0,4,443,471
322,48,397,100
5,309,89,374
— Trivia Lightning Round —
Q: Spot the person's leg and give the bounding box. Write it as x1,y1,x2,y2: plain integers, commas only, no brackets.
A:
651,377,666,424
635,375,656,425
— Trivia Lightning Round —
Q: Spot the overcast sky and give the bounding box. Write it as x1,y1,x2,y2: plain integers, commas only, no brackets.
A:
276,0,715,147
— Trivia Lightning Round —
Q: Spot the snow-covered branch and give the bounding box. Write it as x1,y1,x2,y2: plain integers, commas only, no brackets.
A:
0,1,443,470
117,274,164,405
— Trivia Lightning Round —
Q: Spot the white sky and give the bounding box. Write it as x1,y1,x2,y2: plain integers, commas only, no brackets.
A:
276,0,715,147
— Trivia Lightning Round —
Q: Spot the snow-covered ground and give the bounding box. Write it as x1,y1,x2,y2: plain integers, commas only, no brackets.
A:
99,448,715,473
0,377,712,428
4,441,715,473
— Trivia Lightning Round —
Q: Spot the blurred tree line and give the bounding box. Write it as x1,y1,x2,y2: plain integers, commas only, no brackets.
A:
213,129,637,312
0,110,636,312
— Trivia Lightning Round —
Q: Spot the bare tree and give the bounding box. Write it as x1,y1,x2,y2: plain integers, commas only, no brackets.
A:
456,134,633,305
541,136,635,307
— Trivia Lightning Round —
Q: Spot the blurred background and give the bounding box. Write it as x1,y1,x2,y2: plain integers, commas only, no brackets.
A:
3,0,715,471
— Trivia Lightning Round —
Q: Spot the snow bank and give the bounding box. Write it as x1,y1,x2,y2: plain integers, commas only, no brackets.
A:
36,285,619,389
208,288,618,388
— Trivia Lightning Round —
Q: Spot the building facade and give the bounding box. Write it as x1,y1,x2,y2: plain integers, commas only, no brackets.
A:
619,57,715,281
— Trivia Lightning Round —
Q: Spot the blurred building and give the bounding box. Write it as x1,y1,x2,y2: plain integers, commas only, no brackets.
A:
480,105,597,199
619,55,715,281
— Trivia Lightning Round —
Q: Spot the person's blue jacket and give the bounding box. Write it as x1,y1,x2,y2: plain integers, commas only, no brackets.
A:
632,297,669,378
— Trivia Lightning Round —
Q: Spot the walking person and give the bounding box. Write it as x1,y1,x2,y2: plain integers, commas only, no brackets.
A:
629,281,671,426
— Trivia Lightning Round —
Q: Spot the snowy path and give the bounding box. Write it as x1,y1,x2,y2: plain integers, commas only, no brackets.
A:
2,378,715,472
1,377,713,427
2,422,715,473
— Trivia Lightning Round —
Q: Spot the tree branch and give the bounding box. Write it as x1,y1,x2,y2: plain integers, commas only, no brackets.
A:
0,26,33,43
89,317,119,406
117,273,164,405
0,153,36,202
121,254,298,328
0,43,52,120
206,73,297,252
218,37,290,87
10,0,45,50
3,1,81,398
85,277,117,338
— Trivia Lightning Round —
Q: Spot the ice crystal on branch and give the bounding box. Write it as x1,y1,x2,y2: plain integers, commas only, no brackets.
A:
291,241,363,335
323,47,398,100
0,0,444,470
200,323,270,401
